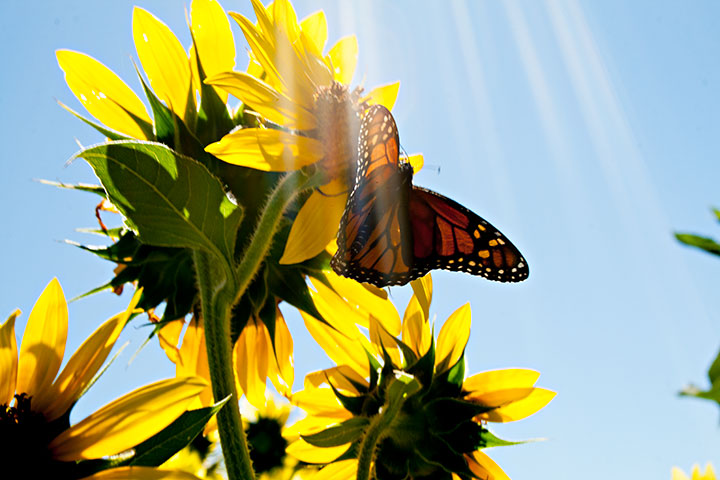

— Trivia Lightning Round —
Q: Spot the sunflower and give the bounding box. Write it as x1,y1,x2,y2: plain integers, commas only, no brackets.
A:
159,308,293,411
0,279,207,479
56,0,235,141
286,273,555,480
204,0,405,265
673,464,717,480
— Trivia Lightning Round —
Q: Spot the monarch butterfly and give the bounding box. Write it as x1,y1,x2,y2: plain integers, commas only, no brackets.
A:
330,104,529,287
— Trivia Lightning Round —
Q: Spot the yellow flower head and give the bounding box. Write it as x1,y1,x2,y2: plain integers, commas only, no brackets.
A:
0,279,207,478
673,464,717,480
288,272,555,480
204,0,402,264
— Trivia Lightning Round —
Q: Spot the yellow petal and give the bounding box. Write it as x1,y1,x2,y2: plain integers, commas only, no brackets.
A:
206,128,323,171
672,468,691,480
303,365,367,394
205,71,316,129
16,278,67,405
50,377,207,461
286,438,350,464
300,10,328,56
231,11,284,92
406,154,424,174
80,466,203,480
234,317,271,408
435,303,471,371
463,369,541,392
467,451,511,480
268,309,294,397
41,290,142,421
401,296,430,358
327,36,358,85
369,316,401,367
314,459,357,480
0,310,19,405
409,274,432,321
133,7,194,122
56,50,152,139
309,280,369,336
291,386,349,418
280,188,348,264
158,319,185,365
364,82,400,111
190,0,235,103
477,388,556,423
178,318,213,408
323,271,402,336
300,312,369,378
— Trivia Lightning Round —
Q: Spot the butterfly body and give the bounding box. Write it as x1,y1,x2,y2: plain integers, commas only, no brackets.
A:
331,105,528,287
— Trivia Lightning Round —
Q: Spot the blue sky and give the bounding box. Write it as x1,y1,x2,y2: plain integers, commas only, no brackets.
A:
2,1,720,478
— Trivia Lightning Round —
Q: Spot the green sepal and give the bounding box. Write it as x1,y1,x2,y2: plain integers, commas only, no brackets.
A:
406,333,435,392
479,428,528,448
38,179,106,197
423,398,494,434
74,141,243,269
301,417,370,448
190,31,234,146
71,231,197,322
57,100,139,141
328,380,366,415
268,264,326,325
135,65,215,173
77,397,229,476
426,353,465,399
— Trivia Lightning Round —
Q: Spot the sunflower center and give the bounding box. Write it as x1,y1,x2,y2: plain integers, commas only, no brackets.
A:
246,415,289,474
313,82,364,188
0,393,74,478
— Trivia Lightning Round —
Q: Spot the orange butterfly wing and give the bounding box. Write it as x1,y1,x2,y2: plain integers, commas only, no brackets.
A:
331,105,528,287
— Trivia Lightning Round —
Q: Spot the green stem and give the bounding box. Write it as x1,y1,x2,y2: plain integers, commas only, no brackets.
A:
194,167,321,480
194,249,255,480
356,383,409,480
233,167,320,304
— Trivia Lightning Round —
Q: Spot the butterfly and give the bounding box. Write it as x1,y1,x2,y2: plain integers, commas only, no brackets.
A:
330,104,529,287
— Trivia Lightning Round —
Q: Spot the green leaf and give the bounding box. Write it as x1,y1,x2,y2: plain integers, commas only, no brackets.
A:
77,399,228,476
301,417,370,448
675,233,720,257
74,141,243,268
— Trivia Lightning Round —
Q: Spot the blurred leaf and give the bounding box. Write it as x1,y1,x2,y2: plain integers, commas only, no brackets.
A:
708,345,720,387
675,233,720,257
74,141,243,269
301,417,369,448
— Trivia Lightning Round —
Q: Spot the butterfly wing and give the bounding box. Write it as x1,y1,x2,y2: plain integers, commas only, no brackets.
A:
332,104,529,287
408,187,529,282
331,105,417,286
